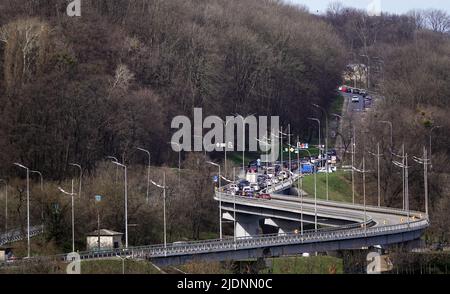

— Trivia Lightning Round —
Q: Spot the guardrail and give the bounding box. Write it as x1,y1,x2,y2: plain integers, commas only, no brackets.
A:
0,217,428,268
0,225,44,246
77,218,428,260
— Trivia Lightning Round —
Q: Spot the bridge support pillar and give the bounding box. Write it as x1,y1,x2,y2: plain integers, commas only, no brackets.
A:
235,214,261,238
264,218,299,235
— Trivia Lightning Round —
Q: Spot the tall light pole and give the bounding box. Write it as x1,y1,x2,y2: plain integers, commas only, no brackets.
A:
312,103,329,201
413,147,430,218
349,138,356,204
107,156,119,183
137,148,151,204
207,161,222,240
307,117,321,163
392,145,406,210
110,159,128,248
14,163,31,258
256,137,271,171
288,124,292,172
69,163,82,199
58,180,77,252
378,121,393,149
393,154,410,226
429,125,441,170
353,156,372,232
0,179,7,233
234,113,256,173
304,148,317,232
368,143,383,207
30,170,44,229
220,174,236,244
169,142,181,187
221,118,233,175
150,174,168,251
297,136,306,235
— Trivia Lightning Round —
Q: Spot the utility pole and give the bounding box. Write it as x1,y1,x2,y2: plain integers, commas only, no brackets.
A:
110,159,129,248
137,148,151,204
69,163,82,199
58,179,77,252
368,142,383,207
413,147,430,219
312,103,329,201
353,156,372,233
0,180,7,233
393,153,411,226
150,173,168,252
14,163,31,258
207,161,222,240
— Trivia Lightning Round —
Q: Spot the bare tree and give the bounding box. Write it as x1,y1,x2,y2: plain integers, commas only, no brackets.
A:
425,9,450,33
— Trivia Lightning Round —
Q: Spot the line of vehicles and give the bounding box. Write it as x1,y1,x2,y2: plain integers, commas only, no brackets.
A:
224,168,294,199
339,85,372,105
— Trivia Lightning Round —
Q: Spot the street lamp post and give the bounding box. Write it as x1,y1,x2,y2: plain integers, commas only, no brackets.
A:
392,145,406,210
233,113,256,174
30,170,44,230
413,147,430,218
220,174,237,244
0,179,8,233
109,159,128,248
169,142,182,186
368,142,383,207
58,180,77,252
303,148,317,232
137,148,151,204
207,161,222,240
14,163,31,258
107,156,119,183
296,136,305,235
150,174,168,251
312,104,329,201
69,163,82,199
393,154,410,226
353,156,372,232
307,117,322,165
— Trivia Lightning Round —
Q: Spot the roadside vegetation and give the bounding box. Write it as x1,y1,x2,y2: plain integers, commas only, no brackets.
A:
299,171,354,203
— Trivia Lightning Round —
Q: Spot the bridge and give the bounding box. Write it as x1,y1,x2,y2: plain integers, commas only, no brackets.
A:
0,226,44,247
0,175,428,268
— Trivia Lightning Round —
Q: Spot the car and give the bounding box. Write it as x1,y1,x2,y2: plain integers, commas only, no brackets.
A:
229,184,239,192
250,183,260,191
238,180,250,189
318,167,334,173
352,95,359,103
173,241,188,247
257,193,271,200
279,171,289,179
242,186,254,195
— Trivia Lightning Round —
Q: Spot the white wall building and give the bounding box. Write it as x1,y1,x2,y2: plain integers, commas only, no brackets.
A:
86,229,123,251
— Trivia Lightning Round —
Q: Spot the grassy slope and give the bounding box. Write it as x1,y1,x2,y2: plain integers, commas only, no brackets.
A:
262,256,343,274
299,171,354,203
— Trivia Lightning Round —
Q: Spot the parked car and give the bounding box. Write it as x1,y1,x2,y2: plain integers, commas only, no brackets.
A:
352,95,359,103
